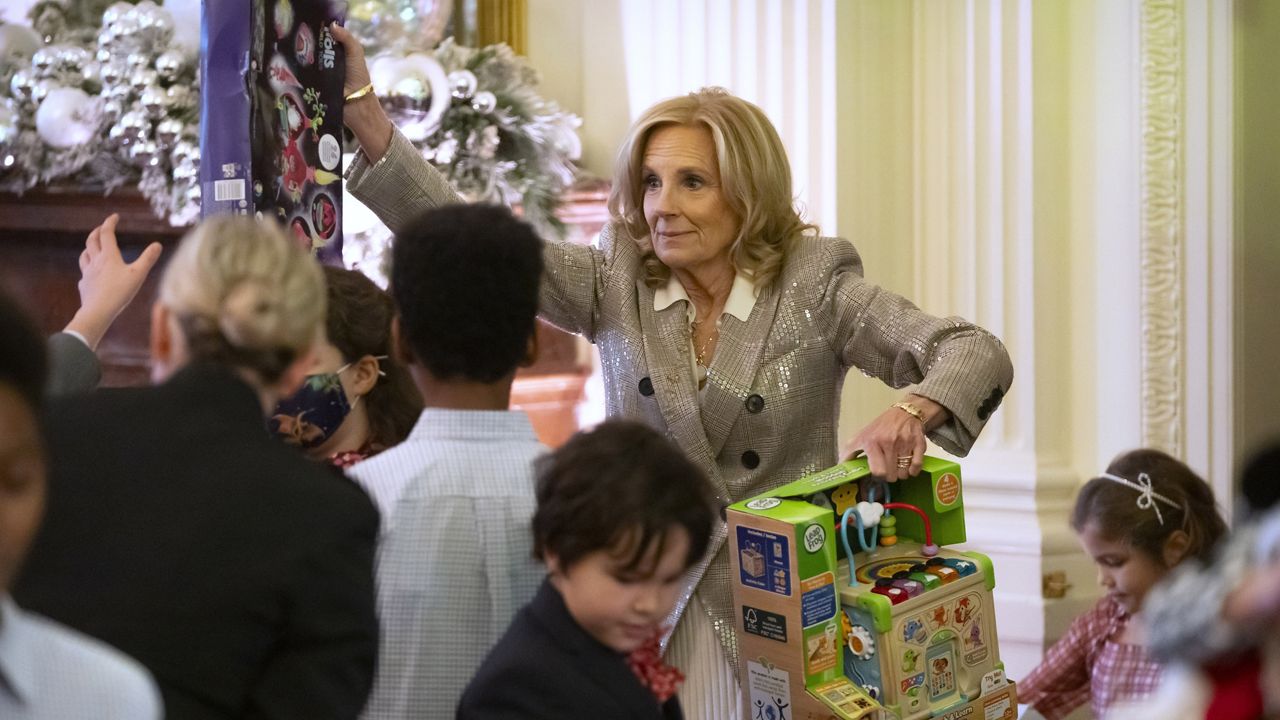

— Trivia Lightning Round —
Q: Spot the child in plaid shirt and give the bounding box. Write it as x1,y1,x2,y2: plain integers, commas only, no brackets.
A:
1018,449,1227,719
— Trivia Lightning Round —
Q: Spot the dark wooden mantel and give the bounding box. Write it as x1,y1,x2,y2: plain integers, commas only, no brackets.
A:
0,182,610,447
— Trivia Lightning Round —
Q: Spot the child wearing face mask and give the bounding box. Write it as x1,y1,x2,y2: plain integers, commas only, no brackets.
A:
1018,449,1227,720
269,265,421,468
457,420,718,720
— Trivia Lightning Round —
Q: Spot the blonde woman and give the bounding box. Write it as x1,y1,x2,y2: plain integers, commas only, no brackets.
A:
334,25,1013,719
15,215,380,720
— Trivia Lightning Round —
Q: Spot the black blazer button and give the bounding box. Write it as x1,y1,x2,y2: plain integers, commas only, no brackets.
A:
745,394,765,414
977,404,990,421
741,450,760,470
638,377,654,396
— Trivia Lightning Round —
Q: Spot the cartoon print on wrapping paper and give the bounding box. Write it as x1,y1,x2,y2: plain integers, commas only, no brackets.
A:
311,192,337,240
295,21,315,66
273,0,295,38
277,90,338,205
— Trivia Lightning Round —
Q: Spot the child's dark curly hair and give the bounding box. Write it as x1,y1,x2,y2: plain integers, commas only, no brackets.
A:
391,204,543,383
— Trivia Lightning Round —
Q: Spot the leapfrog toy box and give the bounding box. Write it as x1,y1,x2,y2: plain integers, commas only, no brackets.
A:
728,458,1017,720
201,0,347,264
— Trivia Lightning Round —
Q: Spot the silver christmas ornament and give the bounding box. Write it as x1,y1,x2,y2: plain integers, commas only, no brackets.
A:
130,68,159,92
155,117,182,146
154,50,183,81
9,69,35,101
119,109,149,140
30,47,57,76
139,85,168,118
130,139,159,166
171,156,197,181
30,78,52,104
102,1,134,26
100,98,124,122
470,90,496,114
56,46,90,72
108,122,132,147
98,62,124,85
448,70,477,101
172,138,198,165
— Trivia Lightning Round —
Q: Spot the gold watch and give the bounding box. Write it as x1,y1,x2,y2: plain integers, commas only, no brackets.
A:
892,401,927,425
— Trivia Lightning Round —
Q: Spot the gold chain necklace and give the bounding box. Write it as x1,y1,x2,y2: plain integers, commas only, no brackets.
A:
691,320,719,369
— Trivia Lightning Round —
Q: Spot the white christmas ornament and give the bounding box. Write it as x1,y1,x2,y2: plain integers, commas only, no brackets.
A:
35,87,96,149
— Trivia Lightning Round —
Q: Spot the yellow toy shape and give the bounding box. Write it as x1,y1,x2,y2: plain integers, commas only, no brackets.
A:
831,483,860,515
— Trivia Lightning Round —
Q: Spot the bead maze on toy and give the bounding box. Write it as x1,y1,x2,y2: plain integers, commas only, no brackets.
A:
728,457,1017,720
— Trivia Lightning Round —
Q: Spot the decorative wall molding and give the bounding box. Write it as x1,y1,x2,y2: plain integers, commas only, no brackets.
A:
1139,0,1185,457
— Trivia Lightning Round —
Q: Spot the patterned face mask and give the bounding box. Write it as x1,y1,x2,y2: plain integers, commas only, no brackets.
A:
269,363,354,449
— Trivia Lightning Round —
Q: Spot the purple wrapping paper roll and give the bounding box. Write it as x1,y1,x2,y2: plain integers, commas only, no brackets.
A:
200,0,348,265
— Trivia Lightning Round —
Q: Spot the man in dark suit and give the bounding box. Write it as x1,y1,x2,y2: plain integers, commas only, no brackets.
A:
14,214,380,719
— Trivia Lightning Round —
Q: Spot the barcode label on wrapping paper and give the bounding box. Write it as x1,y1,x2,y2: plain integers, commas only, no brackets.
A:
214,179,246,202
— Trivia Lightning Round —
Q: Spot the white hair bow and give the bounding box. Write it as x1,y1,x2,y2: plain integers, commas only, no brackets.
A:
1099,472,1181,525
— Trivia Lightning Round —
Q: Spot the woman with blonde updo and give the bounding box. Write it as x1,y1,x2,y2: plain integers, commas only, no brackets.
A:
15,215,381,720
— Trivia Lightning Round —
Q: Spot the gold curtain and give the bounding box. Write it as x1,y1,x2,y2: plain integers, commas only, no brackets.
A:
452,0,527,54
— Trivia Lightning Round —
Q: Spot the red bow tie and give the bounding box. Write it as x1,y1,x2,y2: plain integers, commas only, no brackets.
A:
626,632,685,704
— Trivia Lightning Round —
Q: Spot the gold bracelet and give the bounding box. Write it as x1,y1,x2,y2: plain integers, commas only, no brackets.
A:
344,82,375,104
892,401,927,425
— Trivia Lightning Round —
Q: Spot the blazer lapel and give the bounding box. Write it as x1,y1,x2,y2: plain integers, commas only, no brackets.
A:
635,278,727,500
700,283,782,458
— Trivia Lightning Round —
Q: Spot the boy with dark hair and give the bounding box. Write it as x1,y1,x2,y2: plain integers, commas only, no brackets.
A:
459,419,718,719
0,291,161,718
350,203,548,720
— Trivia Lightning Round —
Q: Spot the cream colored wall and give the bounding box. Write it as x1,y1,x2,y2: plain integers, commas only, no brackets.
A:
1235,0,1280,465
525,0,631,178
833,0,917,437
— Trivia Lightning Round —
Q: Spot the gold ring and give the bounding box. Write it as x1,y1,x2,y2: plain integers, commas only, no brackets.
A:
897,459,911,468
